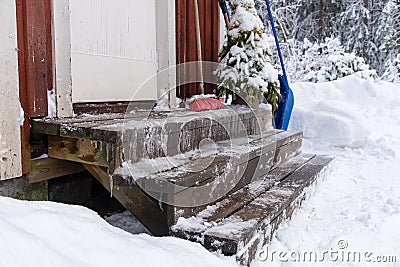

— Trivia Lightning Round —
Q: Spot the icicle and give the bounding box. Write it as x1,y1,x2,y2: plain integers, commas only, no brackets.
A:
109,175,114,197
158,197,164,211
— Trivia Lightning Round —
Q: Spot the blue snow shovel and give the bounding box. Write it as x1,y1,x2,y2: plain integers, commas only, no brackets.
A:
265,0,294,130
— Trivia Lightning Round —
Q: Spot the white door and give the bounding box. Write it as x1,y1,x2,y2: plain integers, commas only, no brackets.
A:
70,0,158,103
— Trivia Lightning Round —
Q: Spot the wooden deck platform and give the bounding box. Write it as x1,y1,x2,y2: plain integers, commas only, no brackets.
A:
30,107,333,265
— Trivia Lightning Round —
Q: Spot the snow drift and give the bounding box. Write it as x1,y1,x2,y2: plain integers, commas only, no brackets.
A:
289,75,381,148
0,197,234,267
253,74,400,266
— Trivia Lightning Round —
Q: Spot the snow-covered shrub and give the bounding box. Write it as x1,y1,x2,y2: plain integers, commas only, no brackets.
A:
394,55,400,83
216,0,280,111
286,37,376,83
381,54,400,83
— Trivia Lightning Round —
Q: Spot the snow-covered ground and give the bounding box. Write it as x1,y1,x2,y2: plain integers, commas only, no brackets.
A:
0,75,399,266
253,75,400,266
0,197,236,267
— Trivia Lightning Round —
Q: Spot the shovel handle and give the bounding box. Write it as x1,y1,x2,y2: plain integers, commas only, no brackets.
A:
218,0,231,28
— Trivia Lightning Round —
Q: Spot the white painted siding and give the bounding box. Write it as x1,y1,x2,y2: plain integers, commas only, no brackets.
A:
0,0,22,180
70,0,158,103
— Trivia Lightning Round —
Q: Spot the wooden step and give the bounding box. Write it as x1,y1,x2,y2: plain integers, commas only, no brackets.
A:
170,154,315,238
111,130,303,213
171,155,333,265
30,108,333,265
32,108,272,159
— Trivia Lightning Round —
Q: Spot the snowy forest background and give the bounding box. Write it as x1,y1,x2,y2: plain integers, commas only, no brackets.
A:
253,0,400,83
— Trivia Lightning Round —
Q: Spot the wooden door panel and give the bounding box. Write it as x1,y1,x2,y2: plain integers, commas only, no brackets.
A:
176,0,220,100
16,0,53,174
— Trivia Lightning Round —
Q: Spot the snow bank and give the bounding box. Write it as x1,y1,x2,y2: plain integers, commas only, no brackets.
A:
289,75,382,148
253,76,400,266
0,197,235,267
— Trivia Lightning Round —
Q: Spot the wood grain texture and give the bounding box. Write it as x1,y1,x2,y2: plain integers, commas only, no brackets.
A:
19,0,51,117
27,158,85,183
48,136,113,167
176,0,220,99
16,0,30,174
16,0,52,172
203,156,334,255
84,164,169,236
170,154,315,233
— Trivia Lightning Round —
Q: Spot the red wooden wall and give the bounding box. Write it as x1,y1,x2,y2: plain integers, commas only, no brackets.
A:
176,0,220,100
16,0,53,173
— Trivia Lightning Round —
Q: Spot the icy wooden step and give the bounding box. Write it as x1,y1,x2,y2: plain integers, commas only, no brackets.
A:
112,131,303,210
171,153,315,239
32,108,273,166
172,155,333,266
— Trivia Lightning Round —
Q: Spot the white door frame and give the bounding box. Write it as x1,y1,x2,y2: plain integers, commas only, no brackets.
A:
156,0,176,109
0,0,22,180
52,0,73,117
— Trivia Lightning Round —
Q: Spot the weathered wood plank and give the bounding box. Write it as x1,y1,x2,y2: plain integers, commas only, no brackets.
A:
60,120,125,143
16,0,30,175
27,158,85,183
31,113,130,136
175,0,219,99
272,134,303,168
127,130,302,213
202,156,334,255
48,136,113,167
206,153,315,223
84,164,169,236
134,131,283,195
73,101,156,115
22,0,51,117
237,185,310,266
31,109,272,156
175,131,302,192
170,154,315,232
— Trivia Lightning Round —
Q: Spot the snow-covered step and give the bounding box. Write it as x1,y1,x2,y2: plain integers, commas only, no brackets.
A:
171,155,333,266
111,130,303,216
171,154,315,238
32,108,272,144
32,108,273,169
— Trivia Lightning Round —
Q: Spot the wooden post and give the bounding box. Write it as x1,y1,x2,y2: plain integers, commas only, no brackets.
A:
16,0,53,173
17,0,51,117
83,164,169,236
16,0,30,174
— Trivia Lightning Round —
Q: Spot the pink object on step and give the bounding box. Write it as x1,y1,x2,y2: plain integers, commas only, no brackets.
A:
189,98,224,112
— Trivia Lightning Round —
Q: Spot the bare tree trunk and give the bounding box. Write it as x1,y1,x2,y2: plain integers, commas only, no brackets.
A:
319,0,324,40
